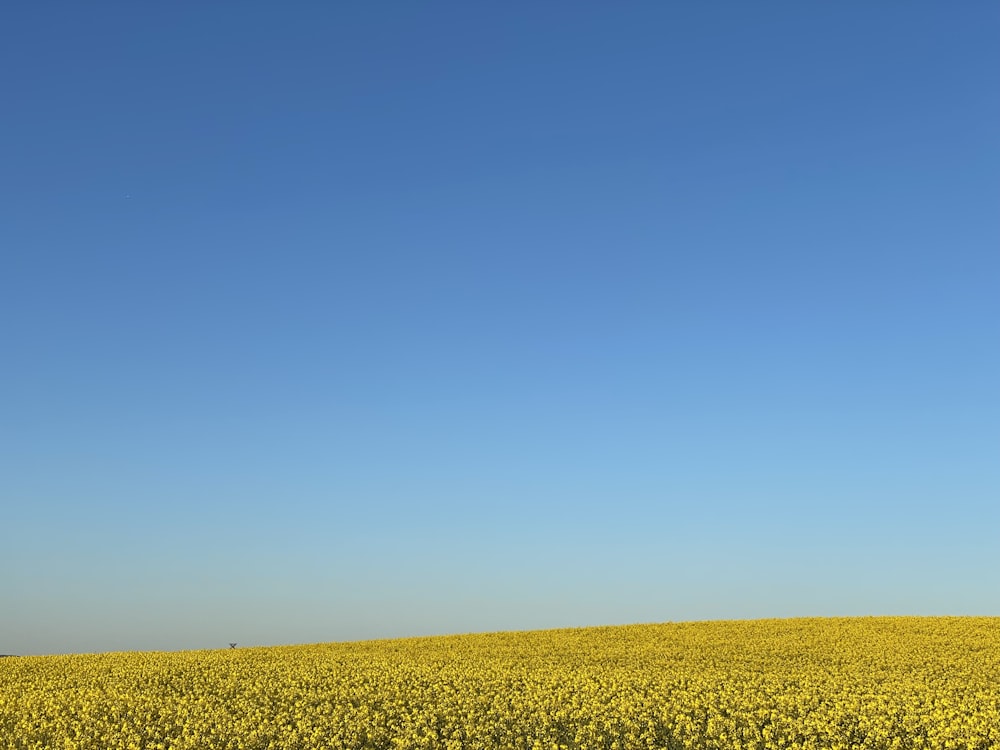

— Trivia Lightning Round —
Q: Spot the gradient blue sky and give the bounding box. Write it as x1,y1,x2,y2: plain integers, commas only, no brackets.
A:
3,3,998,656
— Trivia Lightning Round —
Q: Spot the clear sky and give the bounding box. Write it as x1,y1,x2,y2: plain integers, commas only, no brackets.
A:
2,3,998,656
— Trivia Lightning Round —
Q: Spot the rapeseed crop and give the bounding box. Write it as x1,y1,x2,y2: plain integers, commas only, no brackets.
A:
2,617,997,749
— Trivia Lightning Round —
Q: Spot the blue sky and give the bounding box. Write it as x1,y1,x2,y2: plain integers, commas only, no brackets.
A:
2,3,998,655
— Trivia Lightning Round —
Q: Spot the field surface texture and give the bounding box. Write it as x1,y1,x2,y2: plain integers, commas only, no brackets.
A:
2,617,998,750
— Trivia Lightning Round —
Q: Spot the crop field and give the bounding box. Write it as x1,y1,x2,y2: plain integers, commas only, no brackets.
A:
2,617,998,750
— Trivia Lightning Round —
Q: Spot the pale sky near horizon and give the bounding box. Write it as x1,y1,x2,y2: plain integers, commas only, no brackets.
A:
2,3,998,656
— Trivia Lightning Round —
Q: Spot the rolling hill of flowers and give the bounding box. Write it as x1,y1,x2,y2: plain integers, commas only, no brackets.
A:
2,617,998,750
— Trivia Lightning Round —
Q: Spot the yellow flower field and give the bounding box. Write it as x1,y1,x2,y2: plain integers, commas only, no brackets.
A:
2,617,998,750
